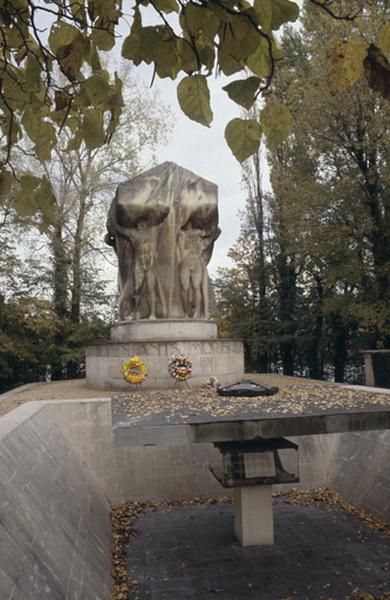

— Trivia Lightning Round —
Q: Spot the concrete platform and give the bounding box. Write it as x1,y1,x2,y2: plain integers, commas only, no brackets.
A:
125,499,390,600
112,383,390,447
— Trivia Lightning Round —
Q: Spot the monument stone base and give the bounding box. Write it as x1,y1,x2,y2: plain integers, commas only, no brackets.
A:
86,320,244,390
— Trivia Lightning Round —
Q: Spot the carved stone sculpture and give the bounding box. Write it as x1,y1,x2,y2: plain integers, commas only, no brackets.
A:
106,162,220,321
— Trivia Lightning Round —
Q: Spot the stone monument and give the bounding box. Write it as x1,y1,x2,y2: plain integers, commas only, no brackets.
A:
86,162,244,389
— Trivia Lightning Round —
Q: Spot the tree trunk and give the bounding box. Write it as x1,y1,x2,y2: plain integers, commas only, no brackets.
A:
51,219,68,380
277,252,296,376
70,186,87,325
251,151,270,372
52,220,68,319
67,181,88,378
330,313,348,383
307,276,324,380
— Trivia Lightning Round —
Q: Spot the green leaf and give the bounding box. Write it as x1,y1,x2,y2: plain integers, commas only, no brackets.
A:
48,21,80,53
153,0,179,13
54,89,71,111
92,27,116,51
2,72,26,110
223,76,261,109
122,7,143,63
106,73,124,137
37,177,56,225
177,75,213,126
67,131,83,151
0,169,13,201
56,35,86,81
179,4,219,40
6,26,23,48
69,0,87,26
153,35,180,79
177,40,199,74
247,36,271,78
123,22,179,77
85,44,102,71
218,44,244,76
35,122,57,161
254,0,272,31
327,37,367,90
198,39,215,73
13,175,56,222
82,108,105,149
378,23,390,55
270,0,299,30
21,110,56,161
85,72,111,106
260,99,292,150
225,118,262,162
25,55,42,91
14,175,42,217
218,17,259,75
209,2,232,23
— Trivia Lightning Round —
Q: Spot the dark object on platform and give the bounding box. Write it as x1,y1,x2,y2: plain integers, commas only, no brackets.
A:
217,380,279,397
210,437,299,488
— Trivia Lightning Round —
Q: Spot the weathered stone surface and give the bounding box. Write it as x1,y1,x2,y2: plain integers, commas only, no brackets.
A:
328,430,390,523
0,402,111,600
86,338,244,390
110,318,218,342
106,162,220,320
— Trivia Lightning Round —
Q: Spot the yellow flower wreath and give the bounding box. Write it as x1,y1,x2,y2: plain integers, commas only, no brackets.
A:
121,356,148,385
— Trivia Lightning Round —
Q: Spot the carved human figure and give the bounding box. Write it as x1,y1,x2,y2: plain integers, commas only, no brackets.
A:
106,206,168,320
106,162,220,320
177,222,216,318
130,218,162,319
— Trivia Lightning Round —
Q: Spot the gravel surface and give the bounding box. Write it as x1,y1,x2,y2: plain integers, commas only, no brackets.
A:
113,381,390,424
0,374,336,419
0,379,111,417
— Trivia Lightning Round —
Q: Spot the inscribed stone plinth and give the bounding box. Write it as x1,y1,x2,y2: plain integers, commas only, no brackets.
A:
86,338,244,390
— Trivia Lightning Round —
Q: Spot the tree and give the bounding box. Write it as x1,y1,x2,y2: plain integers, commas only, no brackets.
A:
1,0,389,220
0,66,172,384
216,4,389,382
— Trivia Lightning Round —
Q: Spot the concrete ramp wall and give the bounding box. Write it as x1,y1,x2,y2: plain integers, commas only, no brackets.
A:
0,403,111,600
46,399,390,523
328,430,390,523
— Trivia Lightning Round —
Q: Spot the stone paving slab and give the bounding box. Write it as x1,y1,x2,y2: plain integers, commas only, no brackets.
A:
126,500,390,600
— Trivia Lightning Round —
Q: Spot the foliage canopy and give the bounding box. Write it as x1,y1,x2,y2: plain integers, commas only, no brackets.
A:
0,0,389,196
216,7,390,382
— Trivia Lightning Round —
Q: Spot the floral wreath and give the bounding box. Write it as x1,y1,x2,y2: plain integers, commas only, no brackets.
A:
121,356,148,385
168,353,192,381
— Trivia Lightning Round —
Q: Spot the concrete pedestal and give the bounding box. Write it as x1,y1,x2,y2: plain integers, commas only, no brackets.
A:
87,329,244,390
111,319,218,342
234,485,274,546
